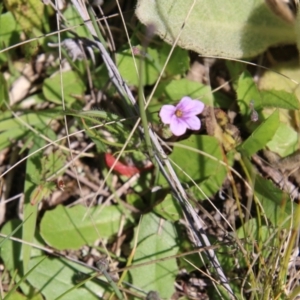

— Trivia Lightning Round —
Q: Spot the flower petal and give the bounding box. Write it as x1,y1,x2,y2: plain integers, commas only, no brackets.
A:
177,97,205,116
170,116,187,136
159,105,176,124
183,115,201,131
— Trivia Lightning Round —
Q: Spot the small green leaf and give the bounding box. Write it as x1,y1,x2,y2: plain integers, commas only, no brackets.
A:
40,205,127,250
41,152,66,179
30,182,55,206
130,213,179,299
43,71,85,104
237,71,262,117
116,47,160,86
240,110,280,156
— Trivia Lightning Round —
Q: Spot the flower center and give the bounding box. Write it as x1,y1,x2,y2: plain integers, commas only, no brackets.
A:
175,109,183,118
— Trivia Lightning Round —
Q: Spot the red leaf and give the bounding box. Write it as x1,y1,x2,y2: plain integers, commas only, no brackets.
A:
104,153,140,177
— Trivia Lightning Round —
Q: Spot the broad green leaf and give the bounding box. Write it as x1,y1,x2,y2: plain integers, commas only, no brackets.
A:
0,111,56,131
117,47,160,86
168,135,228,199
27,256,103,300
261,90,299,110
130,213,179,299
153,193,182,221
159,78,212,104
43,71,85,104
240,110,280,156
159,44,190,76
254,175,293,228
266,123,298,157
258,60,300,99
136,0,296,59
40,205,127,250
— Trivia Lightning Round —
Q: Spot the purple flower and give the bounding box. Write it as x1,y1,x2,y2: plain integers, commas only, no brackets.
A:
159,96,205,136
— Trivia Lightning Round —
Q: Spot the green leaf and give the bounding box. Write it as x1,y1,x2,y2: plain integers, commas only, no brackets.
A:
258,60,300,98
27,256,103,300
153,193,182,221
3,0,46,57
266,123,298,157
0,128,25,151
43,71,85,104
4,291,43,300
4,0,44,35
136,0,295,59
160,78,212,104
130,213,179,299
63,5,91,38
159,44,190,76
0,71,9,108
41,151,66,179
22,136,46,274
40,205,127,250
254,175,293,228
237,70,262,117
240,110,280,156
0,111,56,131
0,219,43,296
0,219,23,274
0,12,21,62
116,47,160,86
237,219,275,259
168,135,228,199
261,90,299,110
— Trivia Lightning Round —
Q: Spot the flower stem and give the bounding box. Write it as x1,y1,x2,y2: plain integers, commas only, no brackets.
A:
138,45,154,160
